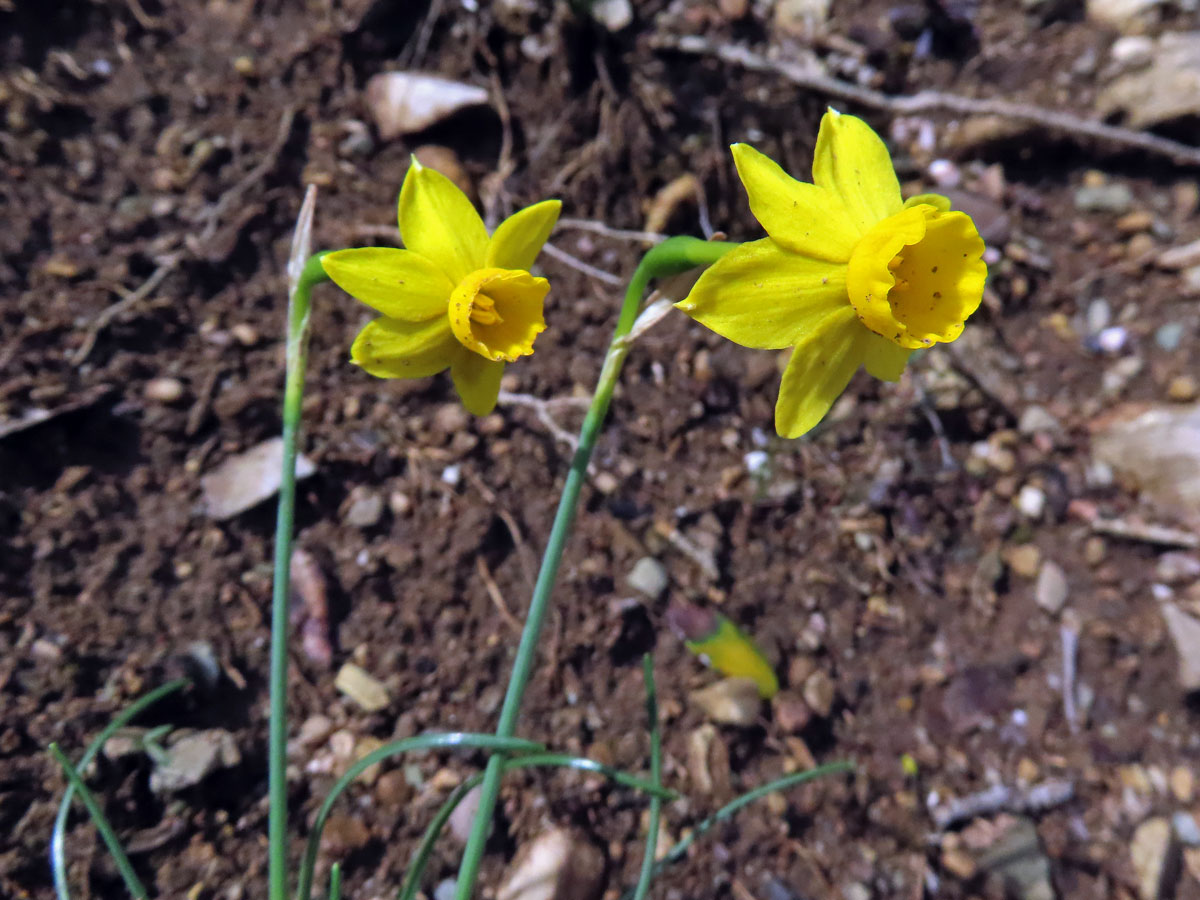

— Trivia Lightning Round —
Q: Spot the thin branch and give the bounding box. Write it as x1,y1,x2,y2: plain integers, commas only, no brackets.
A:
540,243,624,287
930,778,1075,830
496,390,586,452
71,255,181,364
557,217,667,244
476,556,523,633
656,35,1200,167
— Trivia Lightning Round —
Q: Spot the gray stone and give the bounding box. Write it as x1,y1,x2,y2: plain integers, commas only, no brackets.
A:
1097,32,1200,128
1018,406,1062,435
149,729,241,794
1131,817,1175,900
627,557,669,598
202,438,315,520
497,829,606,900
1156,322,1184,351
690,677,762,727
1161,604,1200,691
1035,561,1069,614
344,490,383,528
1074,184,1134,215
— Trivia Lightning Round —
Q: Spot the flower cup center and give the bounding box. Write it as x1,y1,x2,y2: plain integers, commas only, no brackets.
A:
846,205,987,350
448,267,549,363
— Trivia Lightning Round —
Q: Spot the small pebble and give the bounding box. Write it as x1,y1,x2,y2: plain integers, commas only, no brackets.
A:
497,829,606,900
296,715,334,748
144,377,185,404
627,557,669,598
1167,375,1198,402
321,814,370,857
335,662,390,712
1017,484,1046,519
1174,811,1200,846
1157,553,1200,583
802,670,836,718
343,489,384,528
1096,325,1128,353
1155,322,1184,351
231,323,259,347
593,472,618,494
690,677,762,727
1035,560,1069,614
1117,210,1154,233
1182,266,1200,296
1007,544,1041,578
1018,405,1061,435
772,691,813,734
433,402,470,435
1074,183,1133,215
928,159,960,189
1086,297,1111,335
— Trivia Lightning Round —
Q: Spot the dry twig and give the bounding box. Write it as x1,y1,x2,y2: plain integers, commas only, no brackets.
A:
930,779,1075,830
556,217,667,244
497,391,588,452
657,35,1200,167
1089,516,1199,549
72,255,181,364
476,555,523,634
540,242,624,287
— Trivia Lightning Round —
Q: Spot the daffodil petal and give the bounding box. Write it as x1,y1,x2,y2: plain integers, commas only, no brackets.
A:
350,316,456,379
731,143,860,262
398,158,489,283
675,238,847,350
904,193,952,212
774,308,866,438
322,248,452,321
812,109,904,233
861,332,911,382
486,199,562,270
450,348,505,416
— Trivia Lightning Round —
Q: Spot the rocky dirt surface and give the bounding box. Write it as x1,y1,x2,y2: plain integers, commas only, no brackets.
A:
2,0,1200,898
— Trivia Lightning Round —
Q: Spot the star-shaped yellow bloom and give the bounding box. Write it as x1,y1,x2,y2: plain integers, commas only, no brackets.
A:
322,159,561,415
676,109,988,438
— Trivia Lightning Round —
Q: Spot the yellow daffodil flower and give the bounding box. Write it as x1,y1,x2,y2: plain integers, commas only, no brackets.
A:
676,109,987,438
322,159,561,415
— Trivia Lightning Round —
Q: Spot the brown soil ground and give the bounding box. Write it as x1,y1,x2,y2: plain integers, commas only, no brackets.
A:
3,1,1200,898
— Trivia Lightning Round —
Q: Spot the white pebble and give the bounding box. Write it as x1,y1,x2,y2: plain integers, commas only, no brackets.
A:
1017,484,1046,519
744,450,769,475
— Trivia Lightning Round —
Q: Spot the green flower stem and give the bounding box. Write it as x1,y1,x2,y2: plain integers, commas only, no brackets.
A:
452,236,736,900
270,252,331,900
399,752,679,900
618,761,855,900
328,864,342,900
632,655,662,900
51,678,189,900
48,743,148,900
295,734,544,900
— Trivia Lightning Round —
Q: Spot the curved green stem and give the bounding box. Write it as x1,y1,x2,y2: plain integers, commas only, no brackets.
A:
452,237,736,900
631,655,662,900
398,751,679,900
618,761,855,900
48,744,148,900
51,678,189,900
270,252,331,900
294,733,543,900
